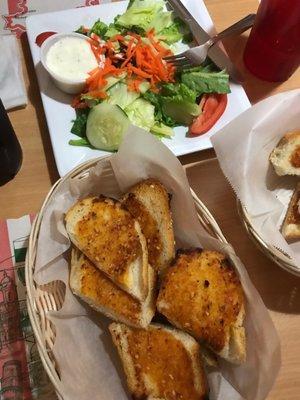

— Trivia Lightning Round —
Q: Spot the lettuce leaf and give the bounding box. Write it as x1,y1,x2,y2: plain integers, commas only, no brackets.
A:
104,23,124,39
79,94,101,108
149,11,173,34
90,20,108,37
142,90,178,127
115,0,163,31
142,83,199,126
126,0,165,11
181,64,230,95
116,0,175,35
158,17,192,44
75,26,88,35
150,122,173,138
127,0,136,8
161,83,197,103
159,83,199,125
71,109,90,137
69,137,93,147
162,98,200,125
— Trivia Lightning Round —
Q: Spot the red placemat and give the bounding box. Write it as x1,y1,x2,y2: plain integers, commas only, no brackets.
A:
0,0,108,37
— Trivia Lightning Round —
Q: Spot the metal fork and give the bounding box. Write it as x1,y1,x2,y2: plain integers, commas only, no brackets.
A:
164,13,256,68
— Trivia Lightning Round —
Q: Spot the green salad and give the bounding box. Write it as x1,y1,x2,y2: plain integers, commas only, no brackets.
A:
70,0,230,151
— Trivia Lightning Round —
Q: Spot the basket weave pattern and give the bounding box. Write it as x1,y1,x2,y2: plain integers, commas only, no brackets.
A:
238,201,300,276
25,158,229,399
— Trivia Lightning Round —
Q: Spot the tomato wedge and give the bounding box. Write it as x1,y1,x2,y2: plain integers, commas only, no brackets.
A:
35,31,57,47
189,93,228,136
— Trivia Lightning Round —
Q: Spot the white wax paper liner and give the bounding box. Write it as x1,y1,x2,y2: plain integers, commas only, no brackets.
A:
211,89,300,268
34,127,280,400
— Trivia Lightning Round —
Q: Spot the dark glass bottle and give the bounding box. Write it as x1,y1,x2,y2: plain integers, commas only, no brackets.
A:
0,99,23,186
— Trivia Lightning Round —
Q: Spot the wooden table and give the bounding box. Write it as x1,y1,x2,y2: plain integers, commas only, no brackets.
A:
1,0,300,218
0,1,299,399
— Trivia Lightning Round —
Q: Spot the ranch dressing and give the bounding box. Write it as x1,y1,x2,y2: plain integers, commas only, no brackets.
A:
46,36,98,81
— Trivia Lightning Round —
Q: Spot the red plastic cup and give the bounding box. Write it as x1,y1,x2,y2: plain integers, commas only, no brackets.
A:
243,0,300,82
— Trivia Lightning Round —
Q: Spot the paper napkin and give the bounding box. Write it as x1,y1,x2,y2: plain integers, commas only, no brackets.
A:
0,34,27,109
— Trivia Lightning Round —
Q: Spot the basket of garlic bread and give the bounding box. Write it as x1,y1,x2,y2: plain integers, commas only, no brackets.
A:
26,129,280,400
211,89,300,276
239,130,300,275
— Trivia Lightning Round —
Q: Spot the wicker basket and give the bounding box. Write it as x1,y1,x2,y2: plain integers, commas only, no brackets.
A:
238,201,300,277
25,157,230,399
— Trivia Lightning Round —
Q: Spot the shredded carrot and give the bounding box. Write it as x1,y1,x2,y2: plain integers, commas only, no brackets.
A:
76,29,175,106
90,45,99,61
150,86,160,93
111,34,125,42
129,65,151,79
127,78,143,92
86,68,101,84
126,38,134,56
98,75,107,87
114,67,126,75
90,32,101,42
88,66,100,76
135,47,142,67
127,79,136,92
71,95,88,109
135,79,143,92
105,40,114,51
120,38,138,68
127,32,141,41
88,38,97,46
71,95,81,108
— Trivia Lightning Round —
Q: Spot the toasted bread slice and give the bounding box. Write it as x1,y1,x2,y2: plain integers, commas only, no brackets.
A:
121,179,175,273
270,131,300,176
109,322,208,400
70,248,156,328
65,196,148,301
281,183,300,240
157,249,246,364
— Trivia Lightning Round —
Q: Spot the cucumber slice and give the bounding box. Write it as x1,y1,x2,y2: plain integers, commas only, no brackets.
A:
86,103,130,151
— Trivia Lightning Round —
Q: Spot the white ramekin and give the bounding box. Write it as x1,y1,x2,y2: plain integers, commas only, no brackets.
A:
40,32,94,95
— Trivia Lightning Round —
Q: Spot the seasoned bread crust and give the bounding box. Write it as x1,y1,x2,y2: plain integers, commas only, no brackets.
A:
270,131,300,176
70,248,156,328
109,323,208,400
282,183,300,240
65,196,148,301
157,249,245,364
122,179,175,273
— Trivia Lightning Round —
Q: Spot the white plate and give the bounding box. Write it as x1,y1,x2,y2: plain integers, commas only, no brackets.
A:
26,0,250,177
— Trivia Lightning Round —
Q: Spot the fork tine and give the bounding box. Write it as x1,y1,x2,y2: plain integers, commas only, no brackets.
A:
166,56,187,63
167,58,191,67
163,51,186,61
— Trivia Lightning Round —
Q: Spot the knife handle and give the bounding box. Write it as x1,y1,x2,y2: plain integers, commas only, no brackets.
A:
210,14,256,46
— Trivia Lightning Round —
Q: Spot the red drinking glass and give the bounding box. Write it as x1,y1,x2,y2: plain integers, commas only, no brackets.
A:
243,0,300,82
